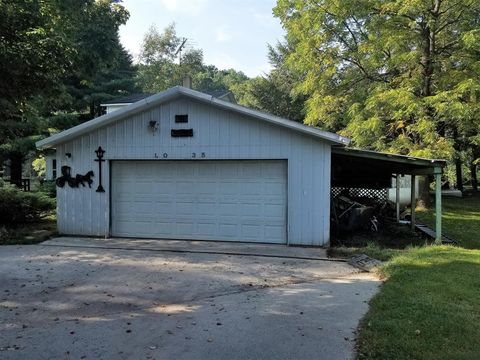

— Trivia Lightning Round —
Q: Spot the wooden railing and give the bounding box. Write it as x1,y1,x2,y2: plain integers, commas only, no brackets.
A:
9,179,31,192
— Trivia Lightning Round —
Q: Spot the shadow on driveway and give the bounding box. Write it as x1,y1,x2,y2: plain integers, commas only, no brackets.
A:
0,241,379,359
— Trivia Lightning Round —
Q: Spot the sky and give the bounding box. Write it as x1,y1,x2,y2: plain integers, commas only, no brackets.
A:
119,0,285,77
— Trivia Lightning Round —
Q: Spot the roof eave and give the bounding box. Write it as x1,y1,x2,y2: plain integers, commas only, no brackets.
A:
207,96,349,145
36,87,183,149
332,147,447,167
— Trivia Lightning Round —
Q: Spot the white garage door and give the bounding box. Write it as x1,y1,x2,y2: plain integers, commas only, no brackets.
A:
111,160,287,243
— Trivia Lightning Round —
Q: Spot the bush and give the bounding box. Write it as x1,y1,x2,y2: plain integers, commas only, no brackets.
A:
0,183,55,226
36,180,56,198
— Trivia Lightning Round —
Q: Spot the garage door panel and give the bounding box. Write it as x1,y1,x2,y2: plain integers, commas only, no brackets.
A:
240,204,261,215
263,162,286,177
265,182,286,195
175,202,195,215
197,203,217,215
218,223,239,238
264,204,285,217
176,222,195,235
111,160,287,243
195,182,217,193
197,223,217,236
242,182,263,195
218,183,238,195
218,203,238,216
265,226,285,240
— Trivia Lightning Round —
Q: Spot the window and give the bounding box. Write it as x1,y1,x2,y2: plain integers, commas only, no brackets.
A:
52,159,57,179
175,114,188,123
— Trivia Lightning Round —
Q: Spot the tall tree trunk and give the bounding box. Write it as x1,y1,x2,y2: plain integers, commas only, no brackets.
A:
455,158,464,191
471,163,478,192
90,102,96,118
420,1,440,98
471,146,480,192
9,152,24,188
420,25,433,97
417,175,430,209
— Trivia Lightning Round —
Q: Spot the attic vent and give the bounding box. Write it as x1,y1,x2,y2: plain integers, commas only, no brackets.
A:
175,114,188,123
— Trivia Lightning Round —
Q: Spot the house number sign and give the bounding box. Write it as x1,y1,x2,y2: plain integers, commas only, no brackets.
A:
154,152,206,159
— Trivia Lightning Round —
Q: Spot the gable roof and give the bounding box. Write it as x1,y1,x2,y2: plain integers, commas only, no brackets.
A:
36,86,350,149
100,89,236,107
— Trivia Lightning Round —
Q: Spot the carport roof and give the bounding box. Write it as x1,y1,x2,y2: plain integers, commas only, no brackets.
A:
332,147,446,189
36,86,350,149
333,147,446,169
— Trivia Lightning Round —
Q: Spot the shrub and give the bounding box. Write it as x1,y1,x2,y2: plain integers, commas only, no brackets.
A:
36,180,56,198
0,183,55,226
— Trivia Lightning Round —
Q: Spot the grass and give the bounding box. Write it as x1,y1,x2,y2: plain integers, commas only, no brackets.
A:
416,192,480,248
328,242,406,261
353,193,480,359
0,219,57,245
357,246,480,360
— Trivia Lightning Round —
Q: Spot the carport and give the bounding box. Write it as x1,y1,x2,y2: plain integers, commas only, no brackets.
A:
331,147,446,242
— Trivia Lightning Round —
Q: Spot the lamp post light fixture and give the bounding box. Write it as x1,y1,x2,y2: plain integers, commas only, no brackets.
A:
95,146,105,159
94,146,105,192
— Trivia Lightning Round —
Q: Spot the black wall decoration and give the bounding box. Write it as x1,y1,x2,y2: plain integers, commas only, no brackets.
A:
171,129,193,137
94,146,105,193
175,114,188,123
55,166,94,188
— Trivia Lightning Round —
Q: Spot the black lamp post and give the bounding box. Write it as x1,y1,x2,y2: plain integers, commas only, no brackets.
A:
94,146,105,192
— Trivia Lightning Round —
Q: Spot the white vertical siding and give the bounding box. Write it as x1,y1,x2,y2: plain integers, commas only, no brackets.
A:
55,97,332,246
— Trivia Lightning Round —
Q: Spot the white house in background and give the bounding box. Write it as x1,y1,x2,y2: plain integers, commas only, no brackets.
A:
100,90,236,114
100,93,154,114
37,86,349,246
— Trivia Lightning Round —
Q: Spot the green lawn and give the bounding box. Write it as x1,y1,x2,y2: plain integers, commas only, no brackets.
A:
356,193,480,359
357,246,480,359
416,193,480,248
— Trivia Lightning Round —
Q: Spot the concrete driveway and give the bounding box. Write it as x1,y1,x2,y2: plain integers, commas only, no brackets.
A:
0,238,380,360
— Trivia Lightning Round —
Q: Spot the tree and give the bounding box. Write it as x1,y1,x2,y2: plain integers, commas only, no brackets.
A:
136,23,251,99
54,0,133,117
0,0,71,185
0,0,132,185
274,0,480,189
136,24,187,91
238,42,306,122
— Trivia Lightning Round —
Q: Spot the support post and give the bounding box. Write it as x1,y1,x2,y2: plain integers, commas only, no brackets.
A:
396,174,401,223
410,174,416,231
435,168,442,244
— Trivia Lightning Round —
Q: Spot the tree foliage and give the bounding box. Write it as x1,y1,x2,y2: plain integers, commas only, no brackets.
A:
136,24,249,99
53,0,135,117
274,0,480,165
0,0,71,174
238,42,306,122
0,0,135,183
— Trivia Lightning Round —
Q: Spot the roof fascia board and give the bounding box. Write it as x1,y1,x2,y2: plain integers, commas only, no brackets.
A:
36,87,181,148
332,147,446,168
207,95,349,145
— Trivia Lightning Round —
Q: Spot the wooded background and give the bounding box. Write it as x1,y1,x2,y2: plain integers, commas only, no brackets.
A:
1,0,478,192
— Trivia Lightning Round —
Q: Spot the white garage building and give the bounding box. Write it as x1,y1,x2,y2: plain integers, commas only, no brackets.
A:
37,86,351,246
